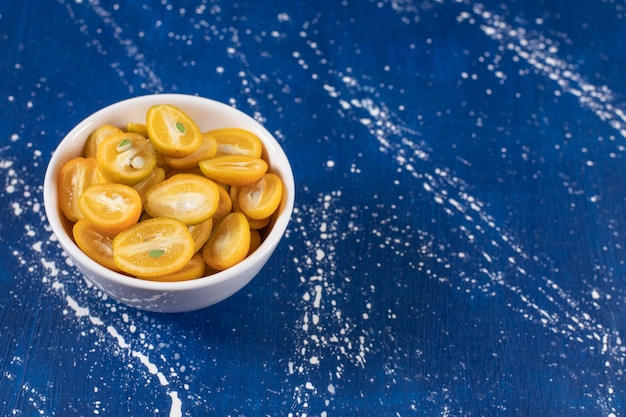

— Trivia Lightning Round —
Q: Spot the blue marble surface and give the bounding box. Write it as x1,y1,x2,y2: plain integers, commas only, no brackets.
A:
2,0,626,415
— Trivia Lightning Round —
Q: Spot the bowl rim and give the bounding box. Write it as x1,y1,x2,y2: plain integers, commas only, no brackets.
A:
43,93,295,292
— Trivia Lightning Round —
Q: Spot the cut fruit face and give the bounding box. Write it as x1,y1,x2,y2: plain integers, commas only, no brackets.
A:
210,127,263,158
57,156,106,223
238,173,283,220
198,155,268,186
146,104,202,157
96,132,158,185
78,183,142,236
202,212,251,271
113,217,195,277
144,173,220,225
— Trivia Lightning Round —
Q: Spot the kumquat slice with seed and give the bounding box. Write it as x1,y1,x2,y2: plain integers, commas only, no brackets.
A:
162,132,217,170
144,173,220,226
113,217,195,277
57,156,106,223
211,127,263,158
83,124,124,158
238,173,283,220
97,132,158,185
138,253,206,282
198,155,268,186
78,183,142,236
73,219,120,272
146,104,202,157
202,212,251,271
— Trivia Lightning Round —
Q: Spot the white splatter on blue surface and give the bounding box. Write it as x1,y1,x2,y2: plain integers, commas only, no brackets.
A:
1,0,626,415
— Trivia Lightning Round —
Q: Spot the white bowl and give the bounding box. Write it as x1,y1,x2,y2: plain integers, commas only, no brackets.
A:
43,94,295,312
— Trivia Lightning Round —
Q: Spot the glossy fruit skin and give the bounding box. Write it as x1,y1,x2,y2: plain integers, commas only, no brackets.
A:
202,212,251,271
57,157,105,223
73,219,120,272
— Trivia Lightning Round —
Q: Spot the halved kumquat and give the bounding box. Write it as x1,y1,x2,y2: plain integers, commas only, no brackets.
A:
113,217,195,277
97,132,158,185
137,253,206,282
57,157,106,223
146,104,202,157
199,154,267,186
78,183,142,236
211,127,263,158
238,173,283,220
162,132,217,169
73,219,120,272
144,173,220,225
202,212,251,271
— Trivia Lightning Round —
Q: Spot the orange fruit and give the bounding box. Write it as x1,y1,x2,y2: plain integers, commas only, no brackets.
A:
144,173,220,225
131,166,166,205
78,183,142,236
162,132,217,169
125,122,149,137
83,124,124,158
213,184,232,222
188,217,213,253
247,216,271,230
97,132,158,185
73,219,120,272
238,173,283,220
202,212,251,271
137,253,206,282
210,127,263,158
198,155,267,186
113,217,195,277
57,157,106,222
248,229,262,255
146,104,202,157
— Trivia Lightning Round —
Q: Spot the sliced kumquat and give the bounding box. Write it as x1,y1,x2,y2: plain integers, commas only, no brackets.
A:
202,212,251,271
199,154,267,186
188,217,213,253
137,253,206,282
57,157,106,222
238,173,283,220
125,122,149,137
248,229,262,255
211,127,263,158
83,124,124,158
163,132,217,169
146,104,202,157
213,184,232,222
144,173,220,225
73,219,120,272
113,217,195,277
229,185,242,212
248,215,271,230
97,132,158,185
132,166,165,205
78,183,142,236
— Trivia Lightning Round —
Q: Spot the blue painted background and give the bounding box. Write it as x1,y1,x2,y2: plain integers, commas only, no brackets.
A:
2,0,626,415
